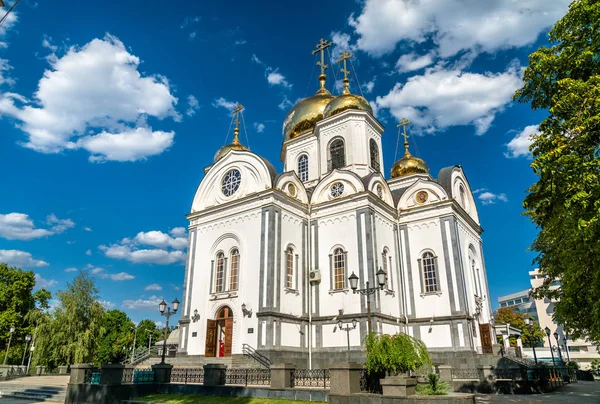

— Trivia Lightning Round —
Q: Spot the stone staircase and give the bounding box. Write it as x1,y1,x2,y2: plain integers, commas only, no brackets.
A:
0,376,69,403
137,354,265,369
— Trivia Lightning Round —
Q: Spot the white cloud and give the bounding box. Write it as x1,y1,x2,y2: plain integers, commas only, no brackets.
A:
34,274,58,289
396,52,435,73
363,80,375,94
180,16,200,29
477,191,508,205
331,31,354,60
84,227,92,232
99,300,115,309
278,97,293,111
46,214,75,233
375,63,523,135
64,267,77,272
100,228,188,265
0,212,74,240
145,283,162,291
0,34,179,162
186,95,200,117
110,272,135,281
88,265,134,281
505,124,537,158
0,5,17,48
188,32,197,41
212,97,238,112
234,39,247,46
170,283,181,291
349,0,571,58
251,54,292,89
154,321,164,328
85,249,92,256
122,295,163,310
254,122,265,133
0,59,15,87
0,250,49,268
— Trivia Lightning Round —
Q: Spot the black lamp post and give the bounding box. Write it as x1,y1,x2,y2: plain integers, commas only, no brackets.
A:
3,326,15,365
158,298,180,364
553,332,563,363
20,334,31,366
524,318,538,365
564,332,571,362
348,268,387,334
545,326,556,366
338,319,358,361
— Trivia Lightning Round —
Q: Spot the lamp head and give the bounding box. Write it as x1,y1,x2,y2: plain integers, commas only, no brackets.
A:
544,326,551,336
172,298,180,313
159,300,167,314
352,318,357,329
242,303,246,311
376,268,386,288
348,272,359,291
25,334,31,341
338,320,342,329
9,326,15,333
524,318,531,326
554,331,559,340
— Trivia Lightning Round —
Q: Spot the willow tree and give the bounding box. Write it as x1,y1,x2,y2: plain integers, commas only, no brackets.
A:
514,0,600,343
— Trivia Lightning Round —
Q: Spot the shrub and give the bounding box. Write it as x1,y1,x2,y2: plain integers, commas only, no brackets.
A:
416,372,449,395
365,332,431,376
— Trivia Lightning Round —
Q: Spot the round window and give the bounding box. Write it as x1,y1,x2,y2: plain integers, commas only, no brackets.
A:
221,169,241,197
330,182,345,198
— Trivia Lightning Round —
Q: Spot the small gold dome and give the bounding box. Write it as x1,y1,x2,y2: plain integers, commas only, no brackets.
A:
323,79,372,118
214,128,249,162
282,74,335,141
390,143,430,178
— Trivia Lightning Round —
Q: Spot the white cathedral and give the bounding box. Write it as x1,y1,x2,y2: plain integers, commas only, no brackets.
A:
177,42,493,368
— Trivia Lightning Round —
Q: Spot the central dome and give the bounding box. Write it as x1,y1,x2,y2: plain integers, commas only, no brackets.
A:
323,78,372,118
390,143,430,178
282,74,334,141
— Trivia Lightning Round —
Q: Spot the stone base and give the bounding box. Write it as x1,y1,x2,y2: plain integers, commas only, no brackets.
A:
380,375,418,397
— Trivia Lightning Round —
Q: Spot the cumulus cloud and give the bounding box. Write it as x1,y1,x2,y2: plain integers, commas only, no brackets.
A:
0,250,49,268
145,283,162,291
0,212,74,240
349,0,571,58
396,52,435,73
505,125,537,158
251,54,292,89
375,63,523,135
0,59,14,87
186,95,200,117
46,214,75,233
100,227,188,265
87,264,134,281
212,97,238,113
278,97,293,111
474,188,508,205
85,249,92,256
84,227,92,232
122,295,164,310
0,5,17,48
65,267,77,272
363,80,376,94
0,34,180,162
34,274,58,289
254,122,265,133
99,300,115,309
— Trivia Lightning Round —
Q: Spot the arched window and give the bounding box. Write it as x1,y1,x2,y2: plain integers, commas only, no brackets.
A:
333,248,346,290
286,247,294,289
329,138,345,170
370,139,380,171
459,185,467,210
229,249,239,291
419,252,439,293
382,248,391,289
215,252,225,293
297,155,309,182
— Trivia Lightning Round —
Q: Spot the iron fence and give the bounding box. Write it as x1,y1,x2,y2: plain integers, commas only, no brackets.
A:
494,368,521,380
170,368,204,384
451,368,479,380
133,368,155,384
83,368,101,385
359,369,383,394
291,369,330,388
223,368,271,386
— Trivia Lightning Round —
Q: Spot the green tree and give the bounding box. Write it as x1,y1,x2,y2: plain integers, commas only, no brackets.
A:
513,0,600,344
97,310,134,365
135,319,161,351
0,264,51,365
33,270,104,368
494,307,545,348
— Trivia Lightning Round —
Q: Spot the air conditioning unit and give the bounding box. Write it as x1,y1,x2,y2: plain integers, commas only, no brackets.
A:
309,268,321,284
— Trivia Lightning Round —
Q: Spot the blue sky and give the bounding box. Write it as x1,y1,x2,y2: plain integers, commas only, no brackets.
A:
0,0,571,325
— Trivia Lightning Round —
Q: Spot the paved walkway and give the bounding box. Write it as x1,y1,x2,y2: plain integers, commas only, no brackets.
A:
0,375,68,404
476,381,600,403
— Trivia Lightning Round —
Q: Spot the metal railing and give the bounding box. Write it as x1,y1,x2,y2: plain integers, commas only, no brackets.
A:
122,346,160,365
83,368,101,385
241,344,271,369
451,368,480,380
170,368,204,384
359,369,383,394
291,369,330,388
494,368,522,380
122,368,154,384
223,368,271,386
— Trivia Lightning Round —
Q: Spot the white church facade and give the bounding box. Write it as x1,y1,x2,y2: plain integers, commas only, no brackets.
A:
177,42,494,367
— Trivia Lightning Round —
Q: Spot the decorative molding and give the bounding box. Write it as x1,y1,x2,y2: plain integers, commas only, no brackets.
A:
328,288,350,296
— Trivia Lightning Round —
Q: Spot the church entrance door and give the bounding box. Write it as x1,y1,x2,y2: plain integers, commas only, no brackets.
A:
206,306,233,357
479,323,493,354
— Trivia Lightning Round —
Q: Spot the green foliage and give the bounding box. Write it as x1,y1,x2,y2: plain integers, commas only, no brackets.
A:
136,319,161,350
365,332,431,375
416,373,449,396
566,360,580,370
513,0,600,344
493,308,545,347
97,310,134,365
591,359,600,375
0,263,51,365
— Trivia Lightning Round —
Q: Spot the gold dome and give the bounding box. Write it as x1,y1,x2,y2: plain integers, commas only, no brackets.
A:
214,128,249,162
282,74,335,141
323,78,372,118
390,142,430,178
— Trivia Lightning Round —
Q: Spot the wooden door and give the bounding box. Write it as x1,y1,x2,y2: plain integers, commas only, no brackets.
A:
205,319,217,357
479,323,493,354
224,318,233,357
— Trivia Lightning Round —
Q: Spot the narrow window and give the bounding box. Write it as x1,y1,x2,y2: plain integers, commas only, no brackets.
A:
229,249,239,291
382,249,389,288
215,252,225,293
286,247,294,289
333,248,346,290
298,155,309,182
329,139,345,170
370,139,380,171
422,252,438,293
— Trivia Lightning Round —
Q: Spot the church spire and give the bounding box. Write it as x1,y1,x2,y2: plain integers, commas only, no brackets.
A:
231,103,244,145
312,38,333,95
214,103,249,162
397,117,412,157
390,117,430,178
336,50,353,95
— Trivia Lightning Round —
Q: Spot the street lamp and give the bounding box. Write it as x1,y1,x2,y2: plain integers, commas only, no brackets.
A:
524,318,538,365
21,334,31,366
3,326,15,365
132,326,147,362
545,326,556,366
564,332,571,362
553,332,563,363
337,319,358,361
158,298,179,364
348,268,387,334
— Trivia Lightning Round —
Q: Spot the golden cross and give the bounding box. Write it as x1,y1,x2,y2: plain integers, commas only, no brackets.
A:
312,38,333,76
397,118,412,143
336,50,353,81
232,103,244,129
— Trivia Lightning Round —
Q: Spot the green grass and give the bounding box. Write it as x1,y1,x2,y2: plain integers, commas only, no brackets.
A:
137,394,315,404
